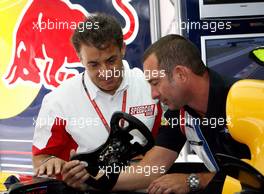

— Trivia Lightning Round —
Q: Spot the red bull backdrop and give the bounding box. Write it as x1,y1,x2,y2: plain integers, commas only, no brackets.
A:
0,0,151,174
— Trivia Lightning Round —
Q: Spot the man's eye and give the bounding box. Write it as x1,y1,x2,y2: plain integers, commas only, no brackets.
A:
89,63,98,67
107,59,116,65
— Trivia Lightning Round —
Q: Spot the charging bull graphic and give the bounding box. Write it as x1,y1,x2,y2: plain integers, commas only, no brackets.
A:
3,0,139,90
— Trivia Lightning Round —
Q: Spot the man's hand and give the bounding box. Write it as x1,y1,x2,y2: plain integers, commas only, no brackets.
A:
62,160,90,190
34,156,66,177
148,173,189,194
61,150,90,191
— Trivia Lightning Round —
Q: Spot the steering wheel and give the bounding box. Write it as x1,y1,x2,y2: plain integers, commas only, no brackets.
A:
71,111,155,177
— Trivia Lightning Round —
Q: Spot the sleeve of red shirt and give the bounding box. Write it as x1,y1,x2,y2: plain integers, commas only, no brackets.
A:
32,96,77,161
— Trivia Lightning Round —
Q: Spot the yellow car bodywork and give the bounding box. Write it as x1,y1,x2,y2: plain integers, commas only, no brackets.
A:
0,172,16,191
222,79,264,194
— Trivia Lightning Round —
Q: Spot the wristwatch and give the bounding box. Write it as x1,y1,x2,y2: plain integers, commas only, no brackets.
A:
187,173,200,192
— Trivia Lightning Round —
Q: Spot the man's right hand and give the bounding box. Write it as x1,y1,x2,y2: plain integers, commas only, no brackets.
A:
61,150,90,191
61,160,90,190
34,156,66,177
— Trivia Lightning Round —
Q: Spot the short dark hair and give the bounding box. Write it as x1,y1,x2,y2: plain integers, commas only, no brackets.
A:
71,13,123,53
143,34,206,76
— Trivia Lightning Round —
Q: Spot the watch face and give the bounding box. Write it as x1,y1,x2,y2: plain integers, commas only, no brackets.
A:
188,174,200,192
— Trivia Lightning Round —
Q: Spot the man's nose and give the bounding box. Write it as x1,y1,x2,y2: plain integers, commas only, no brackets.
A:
100,63,111,72
151,87,160,100
98,63,112,79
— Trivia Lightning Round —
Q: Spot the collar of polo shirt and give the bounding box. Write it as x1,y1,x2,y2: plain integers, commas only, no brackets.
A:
84,61,129,100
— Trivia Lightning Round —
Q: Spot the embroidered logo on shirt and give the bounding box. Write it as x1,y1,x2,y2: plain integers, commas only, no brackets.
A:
161,117,169,126
129,104,155,116
188,140,203,146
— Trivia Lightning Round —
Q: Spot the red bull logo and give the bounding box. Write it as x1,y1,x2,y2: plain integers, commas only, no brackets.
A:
3,0,88,90
2,0,139,90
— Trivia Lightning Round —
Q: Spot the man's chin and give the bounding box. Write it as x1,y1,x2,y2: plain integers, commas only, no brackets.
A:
167,104,179,111
99,85,118,94
161,102,174,110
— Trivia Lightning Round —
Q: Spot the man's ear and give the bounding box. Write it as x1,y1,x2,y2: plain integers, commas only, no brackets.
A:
172,65,187,82
121,42,126,57
78,53,82,62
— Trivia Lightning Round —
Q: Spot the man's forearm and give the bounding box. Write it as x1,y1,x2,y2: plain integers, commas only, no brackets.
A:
112,146,177,191
113,164,163,191
197,172,216,190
